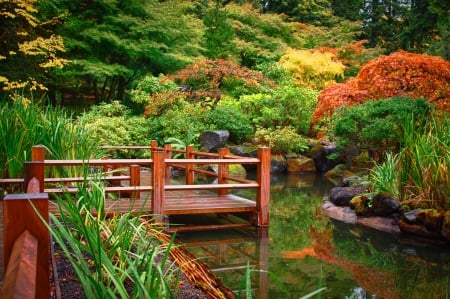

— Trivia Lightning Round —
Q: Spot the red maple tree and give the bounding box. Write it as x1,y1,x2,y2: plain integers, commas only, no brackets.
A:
311,51,450,133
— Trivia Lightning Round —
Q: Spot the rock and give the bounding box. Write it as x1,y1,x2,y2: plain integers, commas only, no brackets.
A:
228,164,247,178
402,208,422,224
286,155,316,173
309,140,343,174
199,130,229,152
441,211,450,241
270,154,287,173
329,185,365,206
356,216,400,234
322,200,357,224
350,195,372,216
399,220,445,240
372,192,401,216
325,164,354,185
229,145,258,158
416,209,445,232
342,175,367,187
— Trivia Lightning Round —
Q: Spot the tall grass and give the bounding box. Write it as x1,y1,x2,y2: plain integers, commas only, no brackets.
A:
398,113,449,209
369,113,449,210
0,96,102,179
45,171,180,298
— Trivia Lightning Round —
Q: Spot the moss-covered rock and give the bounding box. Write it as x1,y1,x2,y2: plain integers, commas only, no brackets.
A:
441,211,450,241
350,195,372,216
228,164,247,178
417,209,445,232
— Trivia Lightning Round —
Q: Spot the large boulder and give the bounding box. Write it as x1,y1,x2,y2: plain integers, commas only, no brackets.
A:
372,192,401,216
308,140,344,174
329,184,365,206
286,154,316,173
200,130,229,152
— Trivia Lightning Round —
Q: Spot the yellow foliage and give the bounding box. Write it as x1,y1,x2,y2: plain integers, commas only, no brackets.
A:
1,1,67,93
279,48,345,89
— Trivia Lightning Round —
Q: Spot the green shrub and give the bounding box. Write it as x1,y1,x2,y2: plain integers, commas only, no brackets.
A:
333,97,432,154
78,101,155,158
226,85,319,135
206,105,253,143
129,75,177,105
147,103,210,147
254,126,309,154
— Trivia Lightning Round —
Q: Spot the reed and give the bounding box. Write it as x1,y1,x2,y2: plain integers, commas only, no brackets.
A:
369,113,449,209
46,171,179,298
0,96,102,179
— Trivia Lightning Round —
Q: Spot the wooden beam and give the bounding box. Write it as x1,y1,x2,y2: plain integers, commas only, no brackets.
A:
3,193,49,298
256,147,270,226
0,230,38,299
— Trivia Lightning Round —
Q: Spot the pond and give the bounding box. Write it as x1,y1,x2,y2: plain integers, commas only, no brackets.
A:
175,173,450,299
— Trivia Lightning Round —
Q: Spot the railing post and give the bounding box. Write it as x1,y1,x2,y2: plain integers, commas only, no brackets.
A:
164,144,172,181
218,148,229,196
31,145,45,162
130,165,140,199
24,161,44,193
3,192,49,298
185,145,195,185
150,140,158,157
256,147,270,226
152,151,165,223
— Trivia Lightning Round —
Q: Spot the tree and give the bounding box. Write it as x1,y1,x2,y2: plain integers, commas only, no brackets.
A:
53,0,204,104
331,0,364,21
202,1,235,59
361,0,445,56
262,0,336,26
143,58,272,116
0,0,67,97
311,51,450,132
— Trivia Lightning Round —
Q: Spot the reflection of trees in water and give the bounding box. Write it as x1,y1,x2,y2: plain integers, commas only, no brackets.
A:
331,221,450,299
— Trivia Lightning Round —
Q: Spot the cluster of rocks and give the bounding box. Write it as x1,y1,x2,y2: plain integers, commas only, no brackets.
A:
200,131,450,244
325,184,450,243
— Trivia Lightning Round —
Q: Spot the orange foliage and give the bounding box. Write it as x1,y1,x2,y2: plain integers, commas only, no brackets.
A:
168,58,267,102
311,51,450,131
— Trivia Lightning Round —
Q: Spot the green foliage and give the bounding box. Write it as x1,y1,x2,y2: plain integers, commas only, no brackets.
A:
0,0,67,96
147,103,210,147
129,75,177,105
262,0,336,27
55,0,203,102
369,113,449,209
220,3,305,67
206,104,253,143
254,126,309,154
369,152,400,198
79,101,152,158
82,101,131,119
46,175,179,298
333,97,432,153
202,3,235,59
0,96,100,178
228,85,319,135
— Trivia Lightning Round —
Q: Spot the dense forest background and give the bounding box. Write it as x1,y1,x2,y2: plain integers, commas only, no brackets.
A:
1,0,449,105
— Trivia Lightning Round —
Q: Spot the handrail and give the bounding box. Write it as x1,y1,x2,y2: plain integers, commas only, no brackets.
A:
0,141,270,298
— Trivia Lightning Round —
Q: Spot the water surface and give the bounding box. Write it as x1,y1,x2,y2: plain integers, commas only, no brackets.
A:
176,173,450,299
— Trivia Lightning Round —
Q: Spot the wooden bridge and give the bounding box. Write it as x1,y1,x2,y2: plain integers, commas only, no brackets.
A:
0,142,270,298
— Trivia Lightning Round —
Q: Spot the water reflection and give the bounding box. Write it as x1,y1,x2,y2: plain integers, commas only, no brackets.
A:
175,173,450,298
